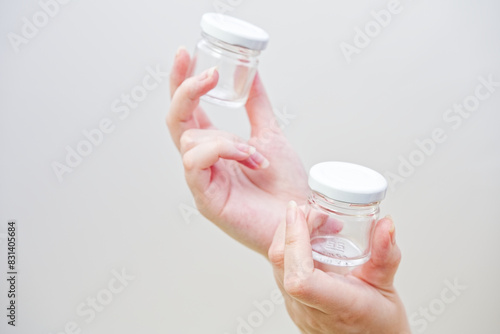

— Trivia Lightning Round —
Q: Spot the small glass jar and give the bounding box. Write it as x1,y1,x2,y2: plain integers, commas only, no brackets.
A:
306,162,388,272
188,13,269,108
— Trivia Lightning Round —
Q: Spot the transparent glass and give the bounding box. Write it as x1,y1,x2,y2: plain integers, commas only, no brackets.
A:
306,191,379,271
188,33,260,108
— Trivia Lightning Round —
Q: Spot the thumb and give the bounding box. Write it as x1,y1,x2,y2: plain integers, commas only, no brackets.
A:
245,73,277,136
354,216,401,290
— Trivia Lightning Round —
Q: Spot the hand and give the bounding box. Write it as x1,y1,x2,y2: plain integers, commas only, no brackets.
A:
167,47,309,255
268,201,411,334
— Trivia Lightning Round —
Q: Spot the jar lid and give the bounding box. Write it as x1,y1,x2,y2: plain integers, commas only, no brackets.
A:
308,161,388,204
200,13,269,51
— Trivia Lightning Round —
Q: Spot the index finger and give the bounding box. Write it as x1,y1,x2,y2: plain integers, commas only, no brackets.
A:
167,66,219,149
169,46,191,98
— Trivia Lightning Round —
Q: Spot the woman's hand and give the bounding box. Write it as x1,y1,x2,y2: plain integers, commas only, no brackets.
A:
268,201,411,333
167,47,309,255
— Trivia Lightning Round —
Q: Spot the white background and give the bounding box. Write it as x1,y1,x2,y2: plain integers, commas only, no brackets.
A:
1,0,499,333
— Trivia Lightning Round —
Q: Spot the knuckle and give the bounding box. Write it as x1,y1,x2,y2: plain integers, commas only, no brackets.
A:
268,246,284,268
283,275,310,299
302,312,322,331
182,152,194,170
392,246,402,267
214,135,226,152
337,308,363,328
335,297,365,327
180,129,196,151
185,80,201,100
230,133,243,144
284,236,299,249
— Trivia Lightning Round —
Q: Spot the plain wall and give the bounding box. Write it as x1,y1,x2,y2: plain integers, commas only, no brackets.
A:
1,0,499,333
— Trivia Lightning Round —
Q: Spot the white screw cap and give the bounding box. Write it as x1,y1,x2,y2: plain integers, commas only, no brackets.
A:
308,161,388,204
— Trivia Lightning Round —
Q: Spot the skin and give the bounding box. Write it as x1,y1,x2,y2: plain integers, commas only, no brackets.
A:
167,47,309,256
167,47,411,333
268,202,411,333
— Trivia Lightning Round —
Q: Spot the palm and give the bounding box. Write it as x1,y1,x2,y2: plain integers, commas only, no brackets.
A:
202,129,308,254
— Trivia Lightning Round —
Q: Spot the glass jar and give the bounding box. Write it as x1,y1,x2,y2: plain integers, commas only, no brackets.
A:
306,162,388,272
188,13,269,108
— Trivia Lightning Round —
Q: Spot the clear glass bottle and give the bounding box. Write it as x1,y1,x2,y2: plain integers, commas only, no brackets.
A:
306,161,388,272
188,13,269,108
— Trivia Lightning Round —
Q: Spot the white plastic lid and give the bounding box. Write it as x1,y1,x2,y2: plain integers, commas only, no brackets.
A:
200,13,269,51
308,162,388,204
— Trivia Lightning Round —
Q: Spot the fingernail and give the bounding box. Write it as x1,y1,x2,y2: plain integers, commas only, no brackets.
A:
236,143,256,155
260,158,270,169
287,201,297,225
198,66,217,81
207,66,217,78
249,151,270,169
386,215,396,245
175,46,187,58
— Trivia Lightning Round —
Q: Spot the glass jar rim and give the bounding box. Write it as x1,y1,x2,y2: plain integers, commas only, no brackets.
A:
200,32,261,57
309,191,380,216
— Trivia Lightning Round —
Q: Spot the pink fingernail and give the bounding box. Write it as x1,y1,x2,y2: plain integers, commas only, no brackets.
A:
199,66,217,81
207,66,217,78
386,215,396,245
175,46,187,59
236,143,256,155
249,151,270,169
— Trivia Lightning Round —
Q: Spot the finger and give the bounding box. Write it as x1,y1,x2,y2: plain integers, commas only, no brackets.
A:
306,207,343,236
180,129,270,169
282,202,316,292
182,138,270,204
168,47,214,138
281,202,363,313
353,216,401,290
193,107,214,130
182,139,252,211
268,217,287,285
167,67,219,149
169,46,191,98
182,138,255,171
284,202,315,277
233,64,250,96
179,129,243,154
281,202,330,311
245,72,280,137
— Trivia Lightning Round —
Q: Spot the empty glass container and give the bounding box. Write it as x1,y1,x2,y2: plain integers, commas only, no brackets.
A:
188,13,269,108
306,161,388,272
